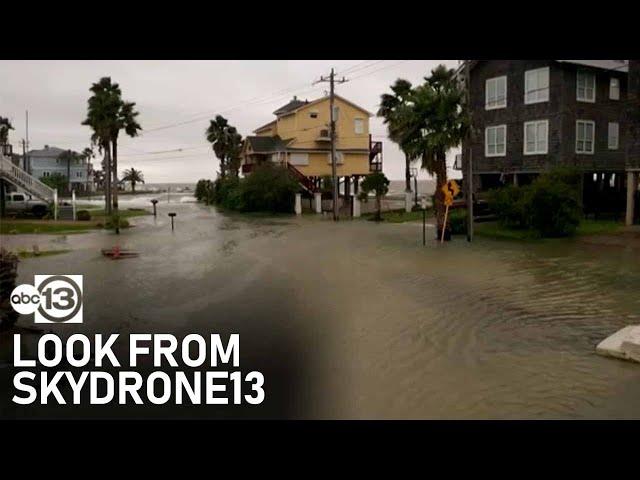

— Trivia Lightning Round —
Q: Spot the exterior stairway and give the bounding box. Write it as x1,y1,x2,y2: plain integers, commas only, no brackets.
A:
1,150,56,202
287,163,317,193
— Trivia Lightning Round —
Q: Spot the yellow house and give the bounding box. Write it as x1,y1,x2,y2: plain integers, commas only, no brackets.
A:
241,94,383,194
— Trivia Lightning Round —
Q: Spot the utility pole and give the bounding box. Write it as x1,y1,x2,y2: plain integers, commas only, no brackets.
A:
314,68,348,221
25,110,29,173
463,60,474,242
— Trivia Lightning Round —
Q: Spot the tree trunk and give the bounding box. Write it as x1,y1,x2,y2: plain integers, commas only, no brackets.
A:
104,142,112,215
131,181,135,193
112,138,119,234
433,151,449,239
375,195,382,221
67,157,71,195
404,152,411,192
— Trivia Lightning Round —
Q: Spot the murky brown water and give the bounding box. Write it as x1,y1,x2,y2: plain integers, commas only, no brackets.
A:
2,198,640,419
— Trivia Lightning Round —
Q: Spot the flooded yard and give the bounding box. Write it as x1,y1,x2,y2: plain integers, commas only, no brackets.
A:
2,196,640,419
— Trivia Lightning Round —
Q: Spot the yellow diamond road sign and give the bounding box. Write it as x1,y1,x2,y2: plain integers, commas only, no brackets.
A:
441,180,460,206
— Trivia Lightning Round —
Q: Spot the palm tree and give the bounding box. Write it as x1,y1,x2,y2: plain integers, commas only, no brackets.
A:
122,168,144,192
205,115,243,178
56,150,77,194
0,117,13,145
378,79,417,193
82,147,94,192
402,65,468,239
82,77,122,215
111,100,141,217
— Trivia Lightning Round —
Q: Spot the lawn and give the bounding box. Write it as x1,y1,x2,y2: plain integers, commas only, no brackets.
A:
474,219,624,241
1,208,150,235
360,208,432,223
16,249,71,258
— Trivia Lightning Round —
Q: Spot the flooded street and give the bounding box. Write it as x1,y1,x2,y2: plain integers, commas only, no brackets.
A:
2,196,640,419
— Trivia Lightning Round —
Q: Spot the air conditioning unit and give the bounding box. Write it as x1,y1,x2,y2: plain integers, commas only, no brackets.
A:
317,129,331,141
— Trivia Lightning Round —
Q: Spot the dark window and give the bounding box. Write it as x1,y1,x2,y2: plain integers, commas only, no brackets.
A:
13,194,25,201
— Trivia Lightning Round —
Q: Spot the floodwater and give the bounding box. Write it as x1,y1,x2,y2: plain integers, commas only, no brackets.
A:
2,196,640,419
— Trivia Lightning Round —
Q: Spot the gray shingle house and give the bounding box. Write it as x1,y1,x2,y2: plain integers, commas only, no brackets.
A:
459,60,639,224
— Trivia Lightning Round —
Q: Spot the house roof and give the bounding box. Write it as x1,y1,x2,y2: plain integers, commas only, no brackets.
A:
253,120,276,133
460,60,629,74
27,146,69,157
556,60,628,73
245,135,290,153
273,96,309,115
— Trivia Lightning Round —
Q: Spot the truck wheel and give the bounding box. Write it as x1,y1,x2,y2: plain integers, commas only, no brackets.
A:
32,205,47,218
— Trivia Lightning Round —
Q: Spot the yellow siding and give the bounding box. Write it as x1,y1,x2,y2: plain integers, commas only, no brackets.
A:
289,152,370,177
286,97,369,150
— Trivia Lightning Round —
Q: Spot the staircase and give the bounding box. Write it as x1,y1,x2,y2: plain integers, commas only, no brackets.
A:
287,163,317,193
1,152,56,202
369,135,383,172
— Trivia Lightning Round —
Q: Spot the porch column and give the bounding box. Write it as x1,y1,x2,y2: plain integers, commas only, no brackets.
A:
513,173,518,186
354,176,359,194
314,191,322,214
626,171,637,226
352,194,361,218
344,176,351,199
295,193,302,216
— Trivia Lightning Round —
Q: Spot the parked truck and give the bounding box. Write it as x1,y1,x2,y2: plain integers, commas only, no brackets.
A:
4,192,49,217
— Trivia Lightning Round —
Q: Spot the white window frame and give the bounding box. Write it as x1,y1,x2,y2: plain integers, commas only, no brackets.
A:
289,153,309,166
524,67,550,105
484,125,507,157
354,118,364,135
326,152,344,164
523,120,549,155
608,122,619,150
485,76,507,110
576,120,595,154
609,78,620,100
577,71,596,103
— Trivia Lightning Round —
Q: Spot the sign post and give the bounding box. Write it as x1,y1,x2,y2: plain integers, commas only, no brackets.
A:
440,180,460,244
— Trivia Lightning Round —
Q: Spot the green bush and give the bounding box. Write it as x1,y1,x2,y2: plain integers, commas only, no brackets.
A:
76,210,91,221
487,167,582,237
488,184,529,229
233,164,299,213
449,209,467,235
525,173,581,237
199,164,300,213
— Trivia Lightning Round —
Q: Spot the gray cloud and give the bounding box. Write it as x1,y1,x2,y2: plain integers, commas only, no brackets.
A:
0,60,461,183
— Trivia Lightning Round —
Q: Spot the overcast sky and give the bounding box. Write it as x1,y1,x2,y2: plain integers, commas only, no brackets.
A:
0,60,461,183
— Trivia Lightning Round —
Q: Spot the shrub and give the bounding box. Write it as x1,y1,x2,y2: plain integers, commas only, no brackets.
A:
525,172,581,237
488,184,529,229
449,209,467,235
105,215,129,230
487,167,582,237
0,248,19,331
213,176,240,206
234,164,299,213
195,179,215,204
76,210,91,221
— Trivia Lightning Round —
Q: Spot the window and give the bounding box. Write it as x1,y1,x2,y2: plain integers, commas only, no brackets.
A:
609,78,620,100
289,153,309,166
576,120,595,154
608,122,619,149
354,118,364,134
485,125,507,157
42,171,51,177
524,120,549,155
327,152,344,164
332,105,340,121
13,194,25,201
577,71,596,102
485,76,507,109
76,171,83,177
309,111,318,119
524,67,550,104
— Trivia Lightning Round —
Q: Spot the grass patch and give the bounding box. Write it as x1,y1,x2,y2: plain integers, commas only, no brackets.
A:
361,208,431,223
475,219,624,242
16,249,71,258
1,221,95,235
86,207,151,218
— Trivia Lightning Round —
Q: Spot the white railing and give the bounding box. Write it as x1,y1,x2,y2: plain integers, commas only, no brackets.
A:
0,154,56,202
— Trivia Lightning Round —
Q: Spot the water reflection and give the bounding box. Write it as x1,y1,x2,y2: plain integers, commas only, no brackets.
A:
3,200,640,419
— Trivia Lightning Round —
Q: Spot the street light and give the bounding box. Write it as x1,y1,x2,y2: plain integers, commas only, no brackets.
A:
410,167,419,208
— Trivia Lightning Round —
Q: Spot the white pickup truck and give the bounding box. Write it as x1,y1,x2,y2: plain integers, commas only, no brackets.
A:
4,192,49,217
